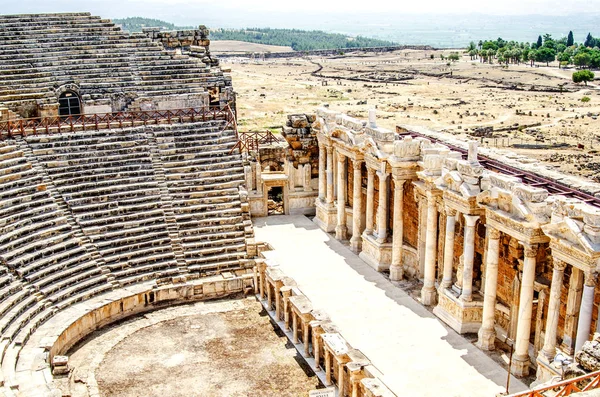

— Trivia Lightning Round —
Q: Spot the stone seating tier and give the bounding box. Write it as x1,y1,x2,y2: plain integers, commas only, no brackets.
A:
0,121,250,370
0,13,231,112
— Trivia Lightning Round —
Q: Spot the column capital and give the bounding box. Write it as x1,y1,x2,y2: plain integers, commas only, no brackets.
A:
352,159,363,170
446,207,457,217
488,226,501,240
522,243,538,258
367,167,376,176
426,192,437,206
584,271,597,288
553,258,567,272
464,214,479,227
326,146,333,154
393,177,406,191
337,152,346,162
376,170,389,180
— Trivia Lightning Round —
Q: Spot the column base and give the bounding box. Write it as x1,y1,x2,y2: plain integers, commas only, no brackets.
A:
511,355,531,377
560,337,575,356
535,352,562,384
335,225,348,240
314,200,337,233
433,288,483,334
421,286,437,306
390,265,403,281
350,236,362,252
358,233,392,272
476,327,496,351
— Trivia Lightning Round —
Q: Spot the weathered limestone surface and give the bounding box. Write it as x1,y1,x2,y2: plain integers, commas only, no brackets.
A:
312,108,600,385
0,13,233,117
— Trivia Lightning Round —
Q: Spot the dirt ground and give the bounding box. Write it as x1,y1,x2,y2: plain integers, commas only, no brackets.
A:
211,40,293,54
223,49,600,182
65,298,319,397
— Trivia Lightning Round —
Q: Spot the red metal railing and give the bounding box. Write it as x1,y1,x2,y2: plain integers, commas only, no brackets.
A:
229,130,281,154
402,129,600,209
507,369,600,396
0,105,236,139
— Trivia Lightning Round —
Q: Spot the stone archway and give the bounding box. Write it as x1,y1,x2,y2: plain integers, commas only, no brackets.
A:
58,90,82,117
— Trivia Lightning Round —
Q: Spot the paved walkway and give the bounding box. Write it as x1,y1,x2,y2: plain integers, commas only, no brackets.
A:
253,215,528,397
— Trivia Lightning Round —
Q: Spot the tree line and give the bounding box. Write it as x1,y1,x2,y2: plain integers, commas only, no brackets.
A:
466,32,600,70
209,28,396,51
113,17,192,32
112,17,396,51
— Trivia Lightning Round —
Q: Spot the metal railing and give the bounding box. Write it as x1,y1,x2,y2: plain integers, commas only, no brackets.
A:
0,105,236,139
507,369,600,397
229,130,281,154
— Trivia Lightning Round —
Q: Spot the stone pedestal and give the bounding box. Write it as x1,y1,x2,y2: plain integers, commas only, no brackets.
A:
359,233,392,272
315,200,337,233
433,288,484,334
535,353,562,384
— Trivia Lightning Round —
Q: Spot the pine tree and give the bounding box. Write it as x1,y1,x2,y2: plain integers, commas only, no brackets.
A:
536,35,543,49
567,31,574,47
585,33,594,47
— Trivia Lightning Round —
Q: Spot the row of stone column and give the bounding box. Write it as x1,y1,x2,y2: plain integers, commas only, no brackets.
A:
318,143,404,256
475,229,597,375
420,201,480,306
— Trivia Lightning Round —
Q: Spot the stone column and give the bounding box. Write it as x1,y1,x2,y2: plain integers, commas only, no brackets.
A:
304,164,312,192
512,243,537,377
319,143,326,201
441,208,457,289
477,227,501,350
575,271,597,353
350,160,363,252
540,259,566,360
244,165,252,191
288,162,296,191
256,162,262,194
390,177,406,281
421,192,439,306
365,168,375,236
325,350,332,386
326,146,334,204
562,267,584,354
336,152,348,240
376,170,389,243
460,215,480,302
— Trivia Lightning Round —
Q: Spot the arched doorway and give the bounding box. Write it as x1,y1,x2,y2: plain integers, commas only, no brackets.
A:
58,91,81,117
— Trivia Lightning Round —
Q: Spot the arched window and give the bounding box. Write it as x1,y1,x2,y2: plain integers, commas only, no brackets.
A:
58,91,81,117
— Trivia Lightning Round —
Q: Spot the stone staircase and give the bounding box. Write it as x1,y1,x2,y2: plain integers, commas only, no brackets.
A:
148,133,189,276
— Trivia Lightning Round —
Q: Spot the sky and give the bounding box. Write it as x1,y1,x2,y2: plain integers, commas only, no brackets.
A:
2,0,599,47
3,0,600,19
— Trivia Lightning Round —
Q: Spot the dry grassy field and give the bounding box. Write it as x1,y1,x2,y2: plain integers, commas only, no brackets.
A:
211,40,293,54
224,49,600,181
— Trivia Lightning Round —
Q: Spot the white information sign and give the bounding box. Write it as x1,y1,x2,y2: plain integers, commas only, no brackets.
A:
309,387,335,397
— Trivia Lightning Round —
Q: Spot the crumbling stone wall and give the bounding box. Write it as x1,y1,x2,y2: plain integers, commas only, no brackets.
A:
282,114,319,179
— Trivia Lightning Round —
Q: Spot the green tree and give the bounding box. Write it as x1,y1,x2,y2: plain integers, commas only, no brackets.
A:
572,70,595,85
529,50,537,66
574,52,591,68
567,31,574,47
535,35,543,49
585,33,594,47
535,47,556,66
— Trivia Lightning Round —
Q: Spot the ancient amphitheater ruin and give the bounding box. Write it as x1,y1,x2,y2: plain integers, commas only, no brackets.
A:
2,11,600,397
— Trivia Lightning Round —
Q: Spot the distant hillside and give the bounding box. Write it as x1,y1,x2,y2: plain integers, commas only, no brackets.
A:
209,28,396,51
112,17,396,51
113,17,192,32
